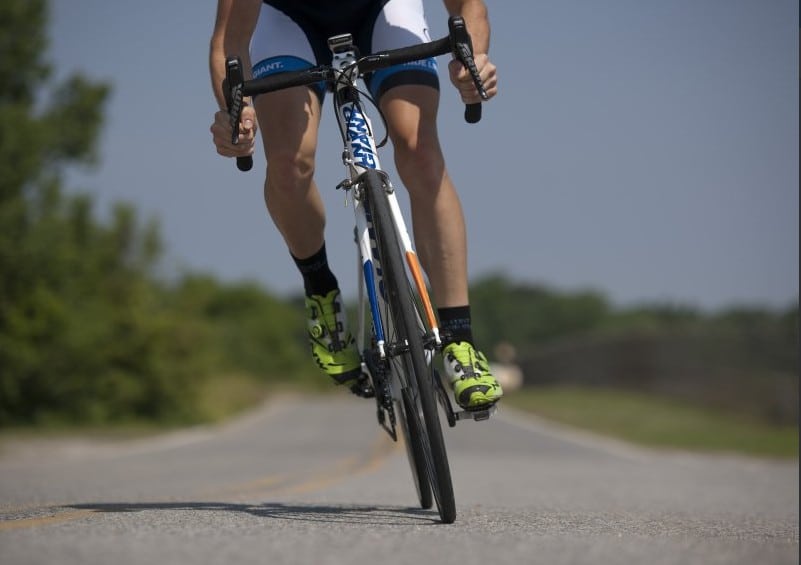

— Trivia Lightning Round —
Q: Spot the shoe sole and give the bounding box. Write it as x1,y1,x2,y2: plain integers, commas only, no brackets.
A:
459,392,503,411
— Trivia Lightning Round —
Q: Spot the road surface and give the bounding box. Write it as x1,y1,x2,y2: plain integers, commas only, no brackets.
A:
0,394,797,564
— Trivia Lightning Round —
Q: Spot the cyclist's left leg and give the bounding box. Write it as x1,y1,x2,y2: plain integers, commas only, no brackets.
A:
380,87,465,308
381,87,502,409
366,0,502,409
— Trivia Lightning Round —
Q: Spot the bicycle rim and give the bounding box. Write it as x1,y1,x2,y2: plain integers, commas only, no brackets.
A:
363,169,456,524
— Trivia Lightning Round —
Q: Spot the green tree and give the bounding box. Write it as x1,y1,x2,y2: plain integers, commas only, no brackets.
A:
0,0,205,425
469,273,610,353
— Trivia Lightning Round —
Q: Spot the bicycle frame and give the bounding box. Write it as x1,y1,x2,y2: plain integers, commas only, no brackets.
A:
326,35,441,367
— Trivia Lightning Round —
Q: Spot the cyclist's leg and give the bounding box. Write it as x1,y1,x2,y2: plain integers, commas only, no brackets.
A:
368,0,503,408
254,89,324,260
363,0,465,308
250,3,362,386
380,86,468,309
381,87,501,409
250,3,327,260
253,89,363,386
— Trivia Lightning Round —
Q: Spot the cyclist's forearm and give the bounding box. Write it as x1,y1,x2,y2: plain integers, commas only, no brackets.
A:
443,0,490,54
209,42,228,110
209,0,259,110
210,44,253,110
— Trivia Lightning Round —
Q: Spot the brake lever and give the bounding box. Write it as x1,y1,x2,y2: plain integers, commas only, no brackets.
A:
448,16,489,124
223,57,253,172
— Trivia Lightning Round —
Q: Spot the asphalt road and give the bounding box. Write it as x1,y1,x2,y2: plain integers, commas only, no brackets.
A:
0,394,797,565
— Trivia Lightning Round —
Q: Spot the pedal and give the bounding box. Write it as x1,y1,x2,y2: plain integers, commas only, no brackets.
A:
349,378,375,399
454,404,498,422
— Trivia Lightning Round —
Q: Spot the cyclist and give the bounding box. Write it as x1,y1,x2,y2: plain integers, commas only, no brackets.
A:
209,0,502,410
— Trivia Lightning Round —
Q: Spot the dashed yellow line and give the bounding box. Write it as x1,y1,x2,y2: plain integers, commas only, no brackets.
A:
0,510,95,531
197,473,289,498
237,433,400,497
0,431,401,531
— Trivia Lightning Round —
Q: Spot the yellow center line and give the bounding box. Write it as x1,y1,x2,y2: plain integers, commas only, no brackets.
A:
0,510,95,531
241,432,401,497
0,430,402,530
196,473,290,498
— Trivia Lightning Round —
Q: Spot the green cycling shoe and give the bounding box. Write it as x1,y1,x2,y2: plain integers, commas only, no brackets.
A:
305,289,371,396
442,341,503,410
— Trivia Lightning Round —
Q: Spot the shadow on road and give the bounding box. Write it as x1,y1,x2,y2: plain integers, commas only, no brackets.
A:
68,501,440,526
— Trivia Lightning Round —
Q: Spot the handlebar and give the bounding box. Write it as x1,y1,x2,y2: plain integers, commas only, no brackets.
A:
224,16,488,172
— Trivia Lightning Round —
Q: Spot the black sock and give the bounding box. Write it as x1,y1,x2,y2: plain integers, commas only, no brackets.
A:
438,305,474,346
292,243,339,297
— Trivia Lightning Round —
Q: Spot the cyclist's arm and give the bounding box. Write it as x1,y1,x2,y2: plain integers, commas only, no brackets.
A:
209,0,260,109
442,0,490,54
209,0,260,158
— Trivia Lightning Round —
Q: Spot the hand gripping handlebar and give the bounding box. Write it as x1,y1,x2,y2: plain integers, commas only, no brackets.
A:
223,58,254,172
448,16,489,123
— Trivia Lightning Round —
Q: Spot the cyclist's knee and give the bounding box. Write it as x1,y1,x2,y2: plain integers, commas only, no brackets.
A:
394,136,445,188
265,149,316,193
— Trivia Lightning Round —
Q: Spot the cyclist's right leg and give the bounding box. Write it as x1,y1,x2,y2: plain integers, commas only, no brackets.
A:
250,3,362,388
250,3,326,260
254,87,325,260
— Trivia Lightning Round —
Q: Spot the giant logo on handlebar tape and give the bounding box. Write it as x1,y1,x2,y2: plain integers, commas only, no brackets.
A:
342,106,376,169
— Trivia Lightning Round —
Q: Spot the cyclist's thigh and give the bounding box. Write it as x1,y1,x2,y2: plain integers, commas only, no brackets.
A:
250,3,323,162
251,3,327,88
253,88,322,165
380,85,441,148
363,0,440,102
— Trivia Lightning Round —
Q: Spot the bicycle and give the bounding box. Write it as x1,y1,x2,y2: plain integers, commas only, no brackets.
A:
223,16,494,524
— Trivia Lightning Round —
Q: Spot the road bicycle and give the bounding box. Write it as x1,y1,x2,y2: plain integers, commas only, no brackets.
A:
223,16,494,524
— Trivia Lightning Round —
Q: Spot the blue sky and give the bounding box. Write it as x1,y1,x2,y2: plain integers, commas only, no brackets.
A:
49,1,798,310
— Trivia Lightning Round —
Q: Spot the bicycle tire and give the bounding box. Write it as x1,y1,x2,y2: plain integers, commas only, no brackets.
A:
363,169,456,523
397,396,433,509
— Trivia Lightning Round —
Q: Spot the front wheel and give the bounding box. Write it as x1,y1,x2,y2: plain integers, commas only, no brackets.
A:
363,169,456,523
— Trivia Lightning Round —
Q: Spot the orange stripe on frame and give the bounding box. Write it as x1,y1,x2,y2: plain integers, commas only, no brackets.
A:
405,251,438,331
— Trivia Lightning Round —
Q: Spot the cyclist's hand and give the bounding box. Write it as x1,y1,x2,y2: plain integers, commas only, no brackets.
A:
210,103,257,158
448,53,497,104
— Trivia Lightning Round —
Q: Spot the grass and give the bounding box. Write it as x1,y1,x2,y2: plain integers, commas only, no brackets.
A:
194,372,273,423
193,371,340,422
504,386,799,459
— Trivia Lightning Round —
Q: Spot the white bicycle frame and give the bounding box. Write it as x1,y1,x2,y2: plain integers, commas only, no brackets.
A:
326,35,441,370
